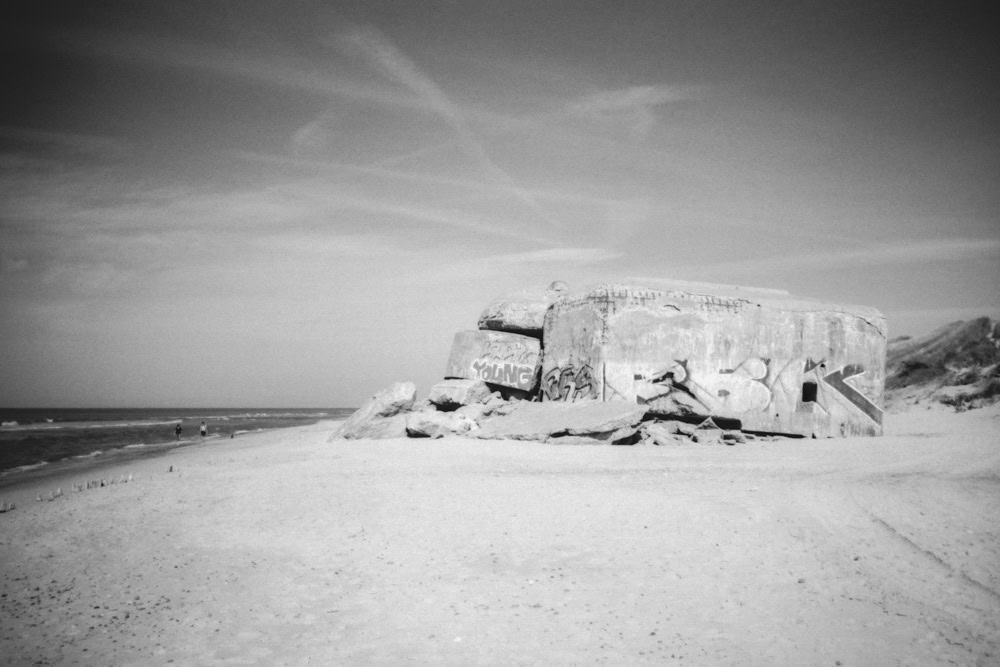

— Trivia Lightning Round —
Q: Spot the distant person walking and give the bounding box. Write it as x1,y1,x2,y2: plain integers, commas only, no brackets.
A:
174,423,182,440
200,421,207,438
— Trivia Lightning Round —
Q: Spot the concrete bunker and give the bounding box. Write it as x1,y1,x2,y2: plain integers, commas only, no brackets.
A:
540,282,886,437
443,280,886,438
338,280,887,443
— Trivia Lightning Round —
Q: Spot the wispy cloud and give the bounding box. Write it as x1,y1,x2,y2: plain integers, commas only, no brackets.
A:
54,28,429,112
368,140,460,169
0,256,29,274
1,153,561,305
39,26,694,244
40,261,136,296
279,184,553,244
485,248,624,265
288,112,340,156
336,25,463,125
2,147,541,243
235,150,641,209
568,85,706,136
334,25,560,228
245,231,420,261
681,238,1000,278
0,125,129,158
428,246,623,286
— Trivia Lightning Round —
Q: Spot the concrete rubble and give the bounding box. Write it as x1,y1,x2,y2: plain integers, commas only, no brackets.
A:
332,279,888,444
330,381,415,440
405,410,478,438
427,379,493,411
473,401,649,444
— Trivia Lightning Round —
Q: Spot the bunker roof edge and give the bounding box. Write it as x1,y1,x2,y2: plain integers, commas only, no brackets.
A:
563,281,887,338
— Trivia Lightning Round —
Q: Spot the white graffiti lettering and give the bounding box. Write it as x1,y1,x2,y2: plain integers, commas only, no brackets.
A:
471,358,535,389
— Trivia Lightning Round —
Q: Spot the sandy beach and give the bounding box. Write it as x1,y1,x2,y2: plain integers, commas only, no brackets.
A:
2,407,998,665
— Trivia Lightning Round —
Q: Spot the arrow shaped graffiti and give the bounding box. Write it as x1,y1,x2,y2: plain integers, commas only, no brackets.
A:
822,364,883,425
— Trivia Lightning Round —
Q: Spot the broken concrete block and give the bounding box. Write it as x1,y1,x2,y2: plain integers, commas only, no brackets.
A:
483,393,508,414
477,282,568,337
489,397,520,416
330,381,416,440
548,433,624,445
721,430,746,445
375,382,417,416
335,414,408,440
542,281,886,437
343,381,417,418
691,429,722,445
639,421,690,446
406,410,477,438
548,421,641,445
428,379,492,411
474,400,648,443
691,417,725,445
641,390,709,420
663,420,696,437
444,330,541,392
634,380,673,402
455,402,489,423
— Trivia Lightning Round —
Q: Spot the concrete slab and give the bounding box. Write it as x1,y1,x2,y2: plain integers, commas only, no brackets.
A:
474,400,648,442
477,282,568,337
444,330,541,392
330,382,416,440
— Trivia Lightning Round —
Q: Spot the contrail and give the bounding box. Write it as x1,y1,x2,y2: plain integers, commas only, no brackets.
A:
336,25,563,229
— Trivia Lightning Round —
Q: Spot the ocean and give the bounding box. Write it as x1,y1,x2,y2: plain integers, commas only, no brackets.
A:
0,407,355,478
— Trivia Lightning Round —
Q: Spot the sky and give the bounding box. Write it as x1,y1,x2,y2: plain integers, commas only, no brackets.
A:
2,1,997,408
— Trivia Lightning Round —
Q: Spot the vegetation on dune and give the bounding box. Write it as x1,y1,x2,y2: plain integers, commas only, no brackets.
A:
886,317,1000,410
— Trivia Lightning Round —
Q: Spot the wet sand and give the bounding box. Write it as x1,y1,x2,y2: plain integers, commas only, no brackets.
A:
1,408,998,665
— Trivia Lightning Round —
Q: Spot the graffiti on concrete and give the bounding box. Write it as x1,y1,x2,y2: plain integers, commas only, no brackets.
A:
803,361,882,424
633,357,773,414
543,364,598,401
823,364,882,424
484,336,536,365
449,331,540,391
471,358,536,388
627,355,881,423
711,357,772,412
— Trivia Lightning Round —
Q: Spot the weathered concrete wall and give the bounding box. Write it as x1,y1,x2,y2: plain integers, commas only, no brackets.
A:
444,330,541,392
542,284,886,437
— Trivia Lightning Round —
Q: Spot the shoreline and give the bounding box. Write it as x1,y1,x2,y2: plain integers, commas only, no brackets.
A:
0,420,342,503
0,408,351,485
0,437,205,490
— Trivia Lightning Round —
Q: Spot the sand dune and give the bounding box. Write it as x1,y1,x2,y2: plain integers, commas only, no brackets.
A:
1,406,998,665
